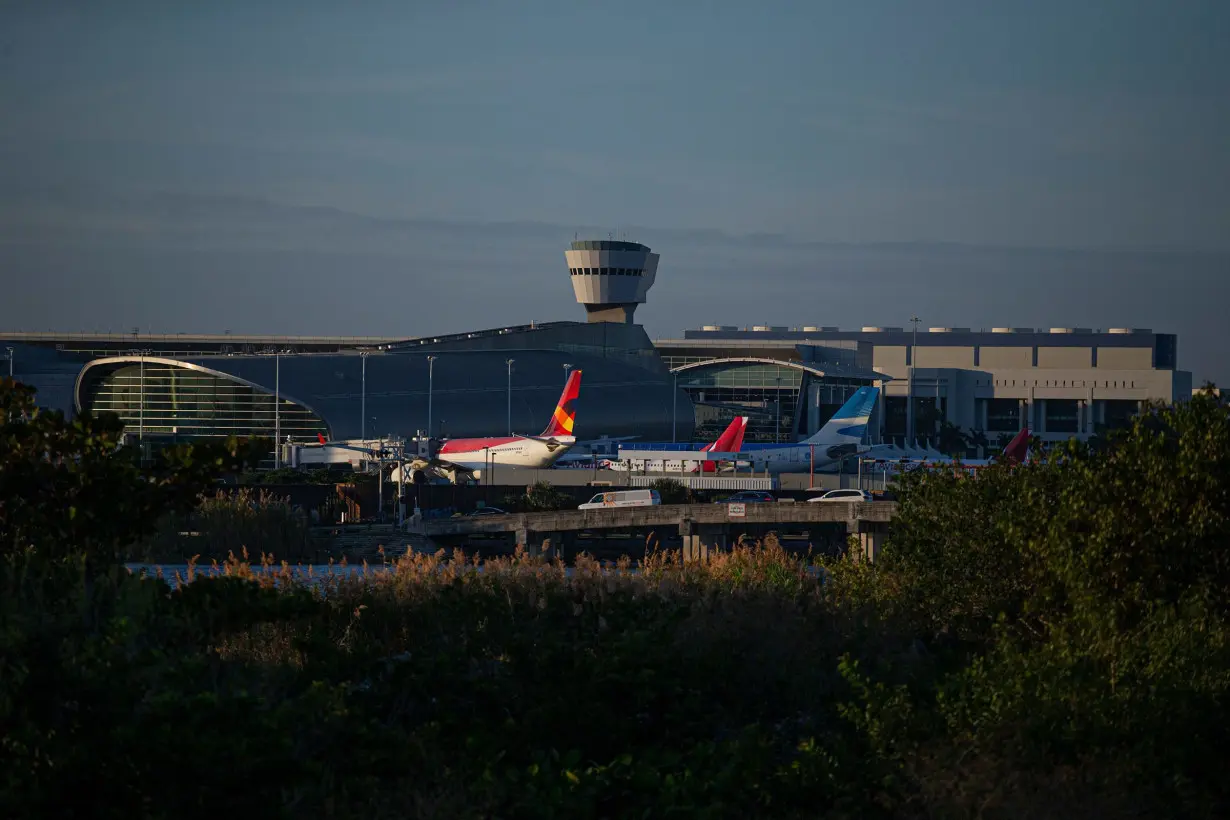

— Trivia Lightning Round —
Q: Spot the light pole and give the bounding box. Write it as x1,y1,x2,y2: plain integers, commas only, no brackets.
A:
138,350,145,441
274,352,281,468
775,376,782,443
505,358,515,435
5,346,12,379
672,371,678,443
360,352,368,440
909,316,921,445
563,362,573,386
426,355,437,440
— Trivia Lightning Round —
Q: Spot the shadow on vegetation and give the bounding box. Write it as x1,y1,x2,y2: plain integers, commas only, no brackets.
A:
3,378,1230,818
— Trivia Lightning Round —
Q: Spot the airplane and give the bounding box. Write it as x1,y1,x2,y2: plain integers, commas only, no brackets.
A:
432,369,583,474
863,426,1031,471
746,386,881,475
602,415,750,473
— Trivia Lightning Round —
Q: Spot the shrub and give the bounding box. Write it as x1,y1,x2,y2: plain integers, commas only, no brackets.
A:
133,488,310,563
650,477,690,505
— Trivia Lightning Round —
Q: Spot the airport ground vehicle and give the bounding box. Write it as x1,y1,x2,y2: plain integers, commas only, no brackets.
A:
578,489,661,510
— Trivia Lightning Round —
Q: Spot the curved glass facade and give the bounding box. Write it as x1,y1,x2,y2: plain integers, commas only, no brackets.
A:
676,361,869,444
81,362,328,441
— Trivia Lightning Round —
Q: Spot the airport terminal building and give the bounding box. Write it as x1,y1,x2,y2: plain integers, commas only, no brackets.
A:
656,325,1191,448
3,239,1193,452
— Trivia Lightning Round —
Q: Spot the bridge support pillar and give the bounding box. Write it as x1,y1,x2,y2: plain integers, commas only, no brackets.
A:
700,524,729,556
539,531,572,561
514,526,532,556
846,519,888,563
679,519,705,563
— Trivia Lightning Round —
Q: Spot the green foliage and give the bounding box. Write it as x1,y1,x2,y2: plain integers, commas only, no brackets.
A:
134,488,310,563
4,377,1230,817
935,420,968,457
520,480,576,511
0,379,268,568
239,466,338,485
650,477,690,505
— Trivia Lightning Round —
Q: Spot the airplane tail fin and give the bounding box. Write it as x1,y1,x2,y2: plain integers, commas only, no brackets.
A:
696,415,748,472
540,369,582,438
705,415,747,453
728,415,748,452
1000,427,1030,464
804,387,879,445
317,433,327,445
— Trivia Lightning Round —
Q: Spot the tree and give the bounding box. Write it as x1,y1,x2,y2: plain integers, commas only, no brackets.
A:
0,379,269,568
865,389,1230,809
966,429,990,459
936,421,968,457
649,478,690,505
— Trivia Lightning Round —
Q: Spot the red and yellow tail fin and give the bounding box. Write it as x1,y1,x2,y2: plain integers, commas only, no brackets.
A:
541,369,582,438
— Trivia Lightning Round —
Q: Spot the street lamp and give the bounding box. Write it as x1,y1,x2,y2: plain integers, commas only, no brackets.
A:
563,362,573,386
775,375,782,443
138,349,146,441
5,346,12,379
274,352,281,468
505,358,515,435
672,371,678,443
360,352,369,440
426,355,437,440
909,316,921,445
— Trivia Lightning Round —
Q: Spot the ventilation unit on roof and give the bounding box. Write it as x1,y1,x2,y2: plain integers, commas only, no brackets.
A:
751,325,771,331
701,325,722,331
1109,327,1152,334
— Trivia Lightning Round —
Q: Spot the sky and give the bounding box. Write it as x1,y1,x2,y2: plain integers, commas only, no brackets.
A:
1,1,1227,383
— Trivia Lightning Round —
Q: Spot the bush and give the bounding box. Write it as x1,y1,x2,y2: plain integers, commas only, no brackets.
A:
4,378,1230,817
650,477,690,505
132,488,310,563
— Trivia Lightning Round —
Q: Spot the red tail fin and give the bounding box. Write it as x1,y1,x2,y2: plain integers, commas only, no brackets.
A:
317,433,327,445
696,416,749,472
728,416,748,452
1001,427,1030,464
707,416,745,452
540,369,582,438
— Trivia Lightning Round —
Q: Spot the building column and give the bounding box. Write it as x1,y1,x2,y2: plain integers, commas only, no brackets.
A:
979,398,989,431
1037,399,1047,434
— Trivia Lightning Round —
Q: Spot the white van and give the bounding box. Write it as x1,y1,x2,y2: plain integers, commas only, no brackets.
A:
578,489,661,510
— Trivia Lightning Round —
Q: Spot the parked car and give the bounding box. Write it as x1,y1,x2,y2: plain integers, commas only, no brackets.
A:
468,506,509,516
808,489,872,503
714,490,776,504
578,489,661,510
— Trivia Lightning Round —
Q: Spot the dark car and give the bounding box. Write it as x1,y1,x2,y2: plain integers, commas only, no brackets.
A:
467,506,508,516
715,490,775,504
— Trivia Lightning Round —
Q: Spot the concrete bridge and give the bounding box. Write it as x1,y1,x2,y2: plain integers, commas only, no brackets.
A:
408,501,897,561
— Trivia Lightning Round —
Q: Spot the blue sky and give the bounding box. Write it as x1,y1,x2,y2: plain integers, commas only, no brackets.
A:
1,1,1227,380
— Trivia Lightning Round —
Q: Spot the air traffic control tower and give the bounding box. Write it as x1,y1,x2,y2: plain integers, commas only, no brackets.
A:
565,240,659,324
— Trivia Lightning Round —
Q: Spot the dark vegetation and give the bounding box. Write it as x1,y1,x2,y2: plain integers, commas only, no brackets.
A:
2,377,1229,818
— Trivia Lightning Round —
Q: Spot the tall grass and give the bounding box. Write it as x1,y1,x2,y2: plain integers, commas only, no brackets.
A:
129,487,309,563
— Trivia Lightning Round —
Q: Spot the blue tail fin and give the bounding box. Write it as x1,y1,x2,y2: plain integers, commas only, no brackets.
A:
804,387,879,444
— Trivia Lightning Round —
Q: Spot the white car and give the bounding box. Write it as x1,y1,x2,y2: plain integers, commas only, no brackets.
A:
808,489,872,503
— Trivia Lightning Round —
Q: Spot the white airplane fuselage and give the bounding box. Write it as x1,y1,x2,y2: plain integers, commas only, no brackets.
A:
436,435,576,472
752,442,870,474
